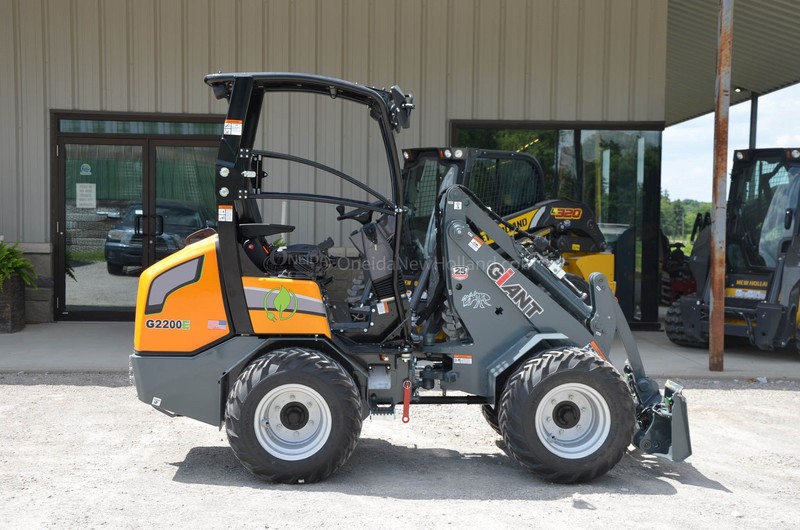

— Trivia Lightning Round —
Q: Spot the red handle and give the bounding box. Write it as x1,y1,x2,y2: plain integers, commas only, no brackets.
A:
402,379,411,423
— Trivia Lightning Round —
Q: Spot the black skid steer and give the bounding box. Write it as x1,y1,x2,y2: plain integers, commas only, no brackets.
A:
666,148,800,352
130,72,691,484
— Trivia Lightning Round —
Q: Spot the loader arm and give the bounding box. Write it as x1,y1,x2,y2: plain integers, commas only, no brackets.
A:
437,185,691,461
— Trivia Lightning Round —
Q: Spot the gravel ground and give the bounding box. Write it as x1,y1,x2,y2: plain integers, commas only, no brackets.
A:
1,373,799,529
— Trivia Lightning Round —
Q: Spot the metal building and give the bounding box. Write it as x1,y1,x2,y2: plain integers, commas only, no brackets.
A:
0,0,797,326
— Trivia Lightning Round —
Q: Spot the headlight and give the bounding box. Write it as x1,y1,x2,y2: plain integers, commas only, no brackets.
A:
107,229,127,240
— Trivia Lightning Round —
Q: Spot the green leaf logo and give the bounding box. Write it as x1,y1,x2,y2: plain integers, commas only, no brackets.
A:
264,286,298,322
275,286,291,313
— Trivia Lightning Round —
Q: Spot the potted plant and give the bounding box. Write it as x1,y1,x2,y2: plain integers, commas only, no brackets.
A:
0,241,37,333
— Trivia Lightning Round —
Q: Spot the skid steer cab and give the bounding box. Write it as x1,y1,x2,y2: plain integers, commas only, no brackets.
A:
666,148,800,353
130,72,691,485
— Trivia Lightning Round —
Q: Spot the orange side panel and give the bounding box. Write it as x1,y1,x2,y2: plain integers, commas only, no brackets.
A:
242,277,331,338
134,236,230,353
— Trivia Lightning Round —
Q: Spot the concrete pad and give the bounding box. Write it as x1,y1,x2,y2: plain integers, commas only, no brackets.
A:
0,322,133,373
1,322,799,380
627,330,800,381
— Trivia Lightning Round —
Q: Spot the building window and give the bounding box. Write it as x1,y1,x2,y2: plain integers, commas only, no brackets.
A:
452,122,662,325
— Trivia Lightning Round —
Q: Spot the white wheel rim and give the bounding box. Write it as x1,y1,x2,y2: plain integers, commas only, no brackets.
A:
534,382,611,459
254,384,332,461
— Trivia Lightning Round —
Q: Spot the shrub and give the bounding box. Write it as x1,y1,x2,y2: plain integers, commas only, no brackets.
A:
0,242,37,291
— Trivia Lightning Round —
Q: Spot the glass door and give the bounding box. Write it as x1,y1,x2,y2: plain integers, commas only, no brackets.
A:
56,140,218,319
53,113,223,321
58,141,146,317
150,142,218,266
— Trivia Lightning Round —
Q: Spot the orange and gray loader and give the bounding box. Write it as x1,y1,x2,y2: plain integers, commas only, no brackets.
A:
130,72,691,484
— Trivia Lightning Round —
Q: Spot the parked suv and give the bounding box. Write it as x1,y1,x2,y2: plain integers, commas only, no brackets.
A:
104,201,214,275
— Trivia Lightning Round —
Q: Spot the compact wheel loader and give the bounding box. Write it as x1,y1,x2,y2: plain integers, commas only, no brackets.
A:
130,72,691,484
666,148,800,352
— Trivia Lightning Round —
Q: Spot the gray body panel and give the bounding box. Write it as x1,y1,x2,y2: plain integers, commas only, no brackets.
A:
131,336,267,426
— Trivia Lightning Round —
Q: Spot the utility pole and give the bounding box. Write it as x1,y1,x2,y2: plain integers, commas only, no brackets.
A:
710,0,733,371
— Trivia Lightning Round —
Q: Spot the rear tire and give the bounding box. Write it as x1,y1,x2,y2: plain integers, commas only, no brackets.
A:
665,300,708,348
498,347,635,483
225,347,362,484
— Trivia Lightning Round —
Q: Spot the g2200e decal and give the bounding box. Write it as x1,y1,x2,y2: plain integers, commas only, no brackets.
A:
486,262,543,318
145,319,190,330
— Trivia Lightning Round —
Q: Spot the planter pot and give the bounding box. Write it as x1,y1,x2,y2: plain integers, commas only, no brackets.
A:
0,274,26,333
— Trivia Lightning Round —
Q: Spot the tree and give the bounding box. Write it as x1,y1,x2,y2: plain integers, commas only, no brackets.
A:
660,190,711,244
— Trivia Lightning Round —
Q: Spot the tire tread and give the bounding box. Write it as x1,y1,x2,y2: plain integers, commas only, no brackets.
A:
498,347,634,483
225,347,362,484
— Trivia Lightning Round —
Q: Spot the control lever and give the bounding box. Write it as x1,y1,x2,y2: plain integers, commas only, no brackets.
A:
336,204,374,225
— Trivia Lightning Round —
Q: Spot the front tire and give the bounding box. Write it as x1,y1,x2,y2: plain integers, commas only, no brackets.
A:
498,347,635,483
107,262,124,275
225,347,362,484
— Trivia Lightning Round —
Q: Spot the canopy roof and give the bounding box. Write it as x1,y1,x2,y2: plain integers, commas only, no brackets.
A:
666,0,800,126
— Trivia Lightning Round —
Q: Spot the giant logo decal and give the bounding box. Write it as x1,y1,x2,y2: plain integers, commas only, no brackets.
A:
486,262,543,318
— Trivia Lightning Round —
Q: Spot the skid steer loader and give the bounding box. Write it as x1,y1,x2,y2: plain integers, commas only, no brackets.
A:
666,148,800,351
130,72,691,484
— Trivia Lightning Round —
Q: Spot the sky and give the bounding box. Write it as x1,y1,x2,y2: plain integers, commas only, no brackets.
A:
662,83,800,202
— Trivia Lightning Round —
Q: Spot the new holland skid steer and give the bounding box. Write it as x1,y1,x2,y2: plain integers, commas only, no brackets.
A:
399,147,612,283
130,72,691,484
666,148,800,351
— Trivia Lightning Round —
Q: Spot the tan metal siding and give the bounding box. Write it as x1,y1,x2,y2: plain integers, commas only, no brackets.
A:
74,0,102,111
420,0,448,144
101,0,130,111
156,0,183,112
475,0,501,118
578,0,607,121
129,0,154,111
0,0,19,239
45,0,74,110
527,0,555,119
0,0,667,245
184,0,212,113
17,0,48,243
501,0,529,120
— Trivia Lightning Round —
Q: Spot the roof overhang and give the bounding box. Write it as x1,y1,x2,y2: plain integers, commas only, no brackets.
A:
666,0,800,126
